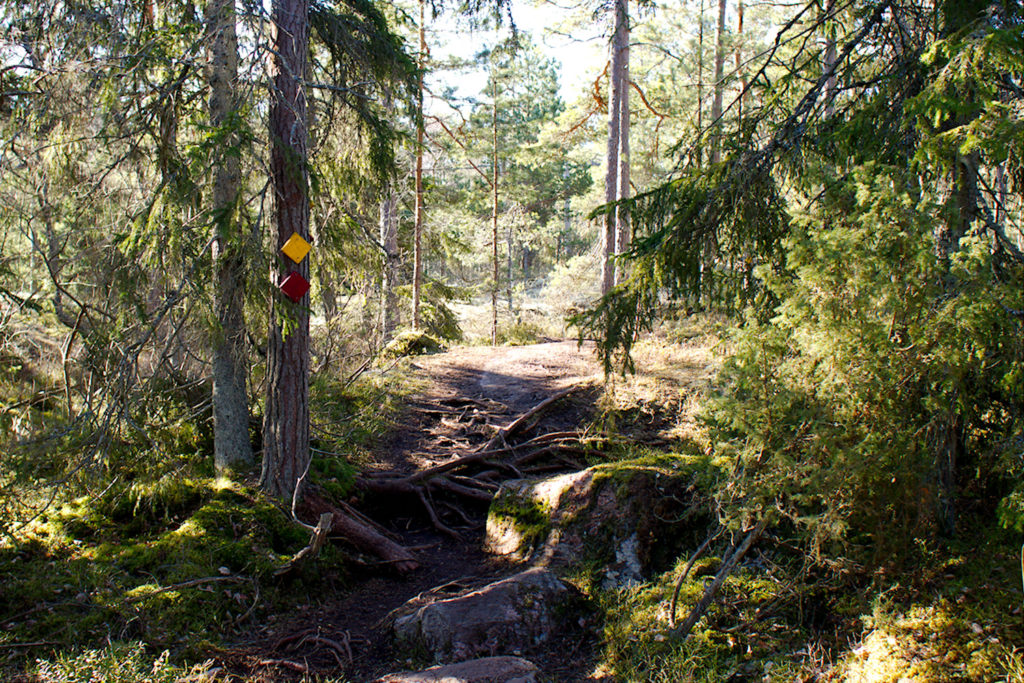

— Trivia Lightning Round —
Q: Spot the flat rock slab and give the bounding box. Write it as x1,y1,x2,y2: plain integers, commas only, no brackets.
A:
392,568,570,662
376,656,539,682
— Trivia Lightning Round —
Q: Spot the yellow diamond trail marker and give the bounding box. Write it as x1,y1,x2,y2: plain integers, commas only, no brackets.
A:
281,232,311,264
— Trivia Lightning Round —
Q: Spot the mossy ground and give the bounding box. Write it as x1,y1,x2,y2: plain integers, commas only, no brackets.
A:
4,319,1023,682
0,479,339,675
0,356,418,682
558,520,1024,682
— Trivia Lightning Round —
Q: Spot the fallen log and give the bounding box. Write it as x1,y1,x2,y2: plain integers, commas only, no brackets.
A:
303,493,419,573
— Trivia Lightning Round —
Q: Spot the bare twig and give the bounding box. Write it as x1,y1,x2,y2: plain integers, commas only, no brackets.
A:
125,575,248,603
671,518,768,639
668,525,724,627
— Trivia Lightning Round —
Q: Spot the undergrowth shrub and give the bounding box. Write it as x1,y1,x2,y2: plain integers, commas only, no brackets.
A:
703,164,1024,563
496,320,546,345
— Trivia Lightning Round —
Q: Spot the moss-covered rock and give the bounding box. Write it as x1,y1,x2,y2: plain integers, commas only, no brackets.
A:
380,330,444,360
485,456,716,588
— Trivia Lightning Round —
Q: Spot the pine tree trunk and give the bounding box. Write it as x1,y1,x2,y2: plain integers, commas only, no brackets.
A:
380,186,400,340
711,0,727,165
614,0,630,286
491,72,500,346
506,221,513,315
603,0,627,295
412,0,426,331
262,0,311,501
735,0,746,118
207,0,252,473
696,0,705,168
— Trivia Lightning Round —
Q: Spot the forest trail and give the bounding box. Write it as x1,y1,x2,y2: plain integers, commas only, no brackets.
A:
242,341,607,681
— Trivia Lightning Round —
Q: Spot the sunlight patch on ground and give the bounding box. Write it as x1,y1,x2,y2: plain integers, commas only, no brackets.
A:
842,600,1014,682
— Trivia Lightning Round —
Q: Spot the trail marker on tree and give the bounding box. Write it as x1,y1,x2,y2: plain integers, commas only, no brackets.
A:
281,232,311,263
279,232,312,303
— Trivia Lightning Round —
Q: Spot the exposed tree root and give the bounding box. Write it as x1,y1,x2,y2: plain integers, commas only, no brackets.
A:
479,385,583,452
352,385,598,537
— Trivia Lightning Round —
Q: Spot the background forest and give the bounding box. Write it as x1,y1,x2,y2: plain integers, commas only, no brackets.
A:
1,0,1023,680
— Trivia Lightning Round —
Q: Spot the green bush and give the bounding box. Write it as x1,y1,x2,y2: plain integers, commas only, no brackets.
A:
703,164,1024,560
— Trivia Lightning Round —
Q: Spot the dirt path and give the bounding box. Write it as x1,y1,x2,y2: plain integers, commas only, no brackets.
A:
242,341,604,681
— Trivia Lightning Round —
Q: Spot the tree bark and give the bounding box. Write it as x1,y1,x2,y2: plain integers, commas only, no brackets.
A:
207,0,253,474
696,0,705,168
262,0,311,500
491,67,500,346
711,0,727,165
602,0,627,295
824,0,837,116
412,0,426,331
735,0,746,119
380,185,400,340
614,0,630,286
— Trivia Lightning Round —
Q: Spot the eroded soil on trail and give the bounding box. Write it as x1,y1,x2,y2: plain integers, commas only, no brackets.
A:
231,341,608,682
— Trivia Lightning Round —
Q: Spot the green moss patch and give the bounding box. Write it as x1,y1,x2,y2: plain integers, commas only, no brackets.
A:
0,480,345,676
379,330,444,360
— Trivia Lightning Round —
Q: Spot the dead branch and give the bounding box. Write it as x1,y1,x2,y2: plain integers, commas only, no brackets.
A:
334,497,403,542
668,525,724,627
671,518,768,639
274,512,333,578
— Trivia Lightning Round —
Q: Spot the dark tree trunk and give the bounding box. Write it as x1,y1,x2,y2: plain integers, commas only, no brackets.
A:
262,0,311,500
824,0,836,116
207,0,253,474
696,0,705,167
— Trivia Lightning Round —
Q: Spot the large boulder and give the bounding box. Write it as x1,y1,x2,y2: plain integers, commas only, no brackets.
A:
485,458,712,588
375,656,539,683
392,568,572,662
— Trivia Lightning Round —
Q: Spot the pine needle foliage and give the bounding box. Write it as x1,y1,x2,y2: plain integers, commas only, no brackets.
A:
579,0,1024,562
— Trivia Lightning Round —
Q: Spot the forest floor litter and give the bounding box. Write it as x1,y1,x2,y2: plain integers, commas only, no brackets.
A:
226,340,636,681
